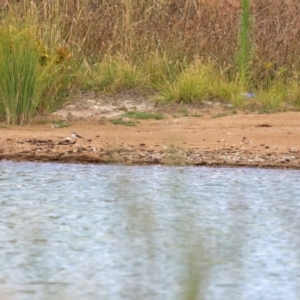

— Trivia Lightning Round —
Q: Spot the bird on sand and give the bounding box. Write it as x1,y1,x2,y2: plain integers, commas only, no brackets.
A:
71,132,83,139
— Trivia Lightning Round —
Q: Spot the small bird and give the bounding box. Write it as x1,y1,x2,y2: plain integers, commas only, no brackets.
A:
71,132,83,139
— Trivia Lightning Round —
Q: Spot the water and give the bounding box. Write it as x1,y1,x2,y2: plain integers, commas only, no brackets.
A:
0,161,300,300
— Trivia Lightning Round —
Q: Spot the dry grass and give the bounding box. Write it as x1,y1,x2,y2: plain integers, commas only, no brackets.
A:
252,1,300,68
1,0,300,75
2,0,299,75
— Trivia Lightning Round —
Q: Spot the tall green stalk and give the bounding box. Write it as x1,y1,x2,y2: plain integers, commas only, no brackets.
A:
0,25,66,125
0,28,40,125
236,0,252,88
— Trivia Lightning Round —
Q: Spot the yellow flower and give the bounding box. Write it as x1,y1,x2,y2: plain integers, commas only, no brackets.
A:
264,62,273,69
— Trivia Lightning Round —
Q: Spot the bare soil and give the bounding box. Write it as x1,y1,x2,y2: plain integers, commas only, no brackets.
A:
1,91,300,169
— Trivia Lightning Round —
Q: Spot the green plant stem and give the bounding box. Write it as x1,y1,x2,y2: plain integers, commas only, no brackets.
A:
237,0,252,88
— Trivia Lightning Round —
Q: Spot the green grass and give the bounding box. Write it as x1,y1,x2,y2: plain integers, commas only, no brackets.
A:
0,28,40,125
159,60,214,103
0,25,69,125
111,118,136,126
212,110,237,119
257,108,271,114
179,108,189,116
81,55,148,92
110,110,163,125
122,110,163,120
142,53,185,90
54,119,69,128
157,60,250,107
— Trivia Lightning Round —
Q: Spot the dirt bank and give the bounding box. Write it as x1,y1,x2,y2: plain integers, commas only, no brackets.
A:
1,105,300,169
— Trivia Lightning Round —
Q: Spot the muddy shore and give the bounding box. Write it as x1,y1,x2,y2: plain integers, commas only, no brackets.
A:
1,110,300,169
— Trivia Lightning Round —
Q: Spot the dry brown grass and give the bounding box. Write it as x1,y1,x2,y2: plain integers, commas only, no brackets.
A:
252,0,300,78
1,0,300,76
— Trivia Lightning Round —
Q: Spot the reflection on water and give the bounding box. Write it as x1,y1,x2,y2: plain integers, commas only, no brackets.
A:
0,161,300,300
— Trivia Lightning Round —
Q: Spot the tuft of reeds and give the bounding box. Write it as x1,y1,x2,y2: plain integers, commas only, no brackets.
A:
160,59,216,102
0,27,41,125
0,2,72,124
81,55,148,92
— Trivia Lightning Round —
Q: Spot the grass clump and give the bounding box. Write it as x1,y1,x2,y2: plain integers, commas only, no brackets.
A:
252,80,300,111
53,119,69,128
123,110,163,120
0,24,70,125
142,53,184,90
111,118,136,126
81,55,148,92
110,110,163,126
212,110,237,119
160,60,215,103
158,59,247,107
179,108,189,116
0,27,40,125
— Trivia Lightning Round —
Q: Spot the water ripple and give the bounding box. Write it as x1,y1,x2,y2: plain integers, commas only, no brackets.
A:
0,161,300,299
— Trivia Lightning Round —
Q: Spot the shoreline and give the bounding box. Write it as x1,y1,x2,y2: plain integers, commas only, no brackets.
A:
1,152,300,170
1,110,300,170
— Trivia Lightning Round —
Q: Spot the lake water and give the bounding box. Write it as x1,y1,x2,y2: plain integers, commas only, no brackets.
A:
1,161,300,300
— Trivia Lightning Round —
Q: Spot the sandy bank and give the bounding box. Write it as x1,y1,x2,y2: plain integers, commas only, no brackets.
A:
1,111,300,169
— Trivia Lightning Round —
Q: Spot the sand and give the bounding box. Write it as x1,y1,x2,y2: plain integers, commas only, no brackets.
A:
1,111,300,169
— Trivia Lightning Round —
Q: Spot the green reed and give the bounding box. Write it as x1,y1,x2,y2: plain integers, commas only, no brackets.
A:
236,0,252,88
0,28,41,124
0,25,69,125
